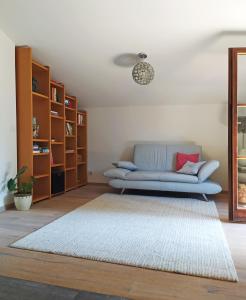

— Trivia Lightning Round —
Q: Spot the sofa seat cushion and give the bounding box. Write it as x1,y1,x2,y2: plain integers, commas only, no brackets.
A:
104,168,131,179
125,171,198,183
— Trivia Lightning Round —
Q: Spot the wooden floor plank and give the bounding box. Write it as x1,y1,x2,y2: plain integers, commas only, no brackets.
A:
0,184,245,300
0,275,127,300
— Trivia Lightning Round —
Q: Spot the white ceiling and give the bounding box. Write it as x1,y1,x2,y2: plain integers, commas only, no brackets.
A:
1,0,246,108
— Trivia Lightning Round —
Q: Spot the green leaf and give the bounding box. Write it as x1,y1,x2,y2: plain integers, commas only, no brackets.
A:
7,178,17,192
15,166,27,180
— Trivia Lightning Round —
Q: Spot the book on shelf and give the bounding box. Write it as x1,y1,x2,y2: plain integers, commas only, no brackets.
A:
33,144,49,154
51,87,57,102
78,114,84,125
66,122,73,135
51,110,59,116
66,149,75,154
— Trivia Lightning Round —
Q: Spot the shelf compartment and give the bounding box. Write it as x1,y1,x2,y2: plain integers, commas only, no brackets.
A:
33,152,49,156
51,144,64,165
50,80,64,104
51,102,64,117
51,118,65,142
65,121,76,137
65,168,77,191
32,61,49,96
65,147,76,168
33,155,50,176
33,94,50,140
77,164,87,186
33,176,50,202
77,132,86,148
65,95,77,110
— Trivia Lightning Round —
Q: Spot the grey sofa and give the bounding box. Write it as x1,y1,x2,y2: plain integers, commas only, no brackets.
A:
104,143,222,200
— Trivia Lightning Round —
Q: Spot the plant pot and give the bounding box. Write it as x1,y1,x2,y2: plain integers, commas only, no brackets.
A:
14,194,32,211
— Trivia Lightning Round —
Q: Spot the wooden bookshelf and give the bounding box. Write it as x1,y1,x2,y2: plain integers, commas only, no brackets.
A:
15,46,87,204
77,111,88,187
16,47,51,202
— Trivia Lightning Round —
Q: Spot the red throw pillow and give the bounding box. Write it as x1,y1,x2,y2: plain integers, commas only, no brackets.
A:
176,152,199,171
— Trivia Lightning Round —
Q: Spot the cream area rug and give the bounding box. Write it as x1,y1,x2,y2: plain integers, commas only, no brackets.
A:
11,193,238,282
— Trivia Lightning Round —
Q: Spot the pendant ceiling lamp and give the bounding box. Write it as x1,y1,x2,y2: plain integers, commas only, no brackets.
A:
132,53,154,85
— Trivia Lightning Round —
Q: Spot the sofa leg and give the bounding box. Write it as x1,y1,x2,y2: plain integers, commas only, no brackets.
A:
121,188,126,195
202,194,209,202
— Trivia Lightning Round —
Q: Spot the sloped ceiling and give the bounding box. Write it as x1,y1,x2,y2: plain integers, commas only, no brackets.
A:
1,0,246,108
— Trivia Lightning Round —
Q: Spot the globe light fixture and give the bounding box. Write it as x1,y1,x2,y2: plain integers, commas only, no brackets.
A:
132,53,154,85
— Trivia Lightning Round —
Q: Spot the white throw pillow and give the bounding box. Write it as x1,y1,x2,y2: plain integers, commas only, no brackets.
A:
112,161,138,171
177,160,206,175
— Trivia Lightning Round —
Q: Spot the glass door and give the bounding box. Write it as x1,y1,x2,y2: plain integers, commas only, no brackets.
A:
229,48,246,221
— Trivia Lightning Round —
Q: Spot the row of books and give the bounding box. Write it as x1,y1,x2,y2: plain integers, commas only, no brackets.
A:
78,114,84,125
51,87,62,103
33,143,49,154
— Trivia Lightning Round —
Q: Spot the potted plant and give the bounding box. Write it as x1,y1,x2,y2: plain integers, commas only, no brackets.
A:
7,166,35,211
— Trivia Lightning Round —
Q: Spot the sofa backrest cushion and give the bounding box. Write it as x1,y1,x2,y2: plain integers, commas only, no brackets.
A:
133,143,202,171
166,144,202,171
133,144,167,171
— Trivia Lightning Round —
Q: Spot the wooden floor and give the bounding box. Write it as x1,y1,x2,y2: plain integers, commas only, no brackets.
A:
0,184,246,300
0,275,127,300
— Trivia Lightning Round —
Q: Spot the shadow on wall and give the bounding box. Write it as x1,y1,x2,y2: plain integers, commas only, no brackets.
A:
113,53,140,67
112,30,246,81
0,162,13,207
219,103,228,127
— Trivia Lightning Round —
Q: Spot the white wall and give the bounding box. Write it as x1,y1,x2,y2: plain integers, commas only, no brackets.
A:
87,104,228,190
0,29,16,209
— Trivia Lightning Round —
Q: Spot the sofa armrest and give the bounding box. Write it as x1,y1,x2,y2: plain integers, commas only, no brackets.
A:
198,160,220,183
104,168,131,180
